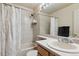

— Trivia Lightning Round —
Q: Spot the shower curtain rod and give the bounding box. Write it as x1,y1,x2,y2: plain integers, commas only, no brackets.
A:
3,3,33,12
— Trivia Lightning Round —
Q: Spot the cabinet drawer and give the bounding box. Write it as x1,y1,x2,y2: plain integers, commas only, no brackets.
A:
37,45,49,56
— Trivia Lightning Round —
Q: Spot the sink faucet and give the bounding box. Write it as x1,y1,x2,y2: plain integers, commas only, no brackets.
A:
58,36,73,43
62,38,70,43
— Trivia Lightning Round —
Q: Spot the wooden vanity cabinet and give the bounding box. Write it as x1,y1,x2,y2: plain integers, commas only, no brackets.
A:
37,45,59,56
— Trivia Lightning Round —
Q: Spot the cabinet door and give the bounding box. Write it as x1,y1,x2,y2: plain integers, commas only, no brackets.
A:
37,45,49,56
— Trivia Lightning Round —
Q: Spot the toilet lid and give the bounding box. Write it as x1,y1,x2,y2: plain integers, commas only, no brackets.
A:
26,50,38,56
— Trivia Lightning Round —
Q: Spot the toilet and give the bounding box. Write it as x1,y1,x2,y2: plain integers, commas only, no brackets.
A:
26,50,38,56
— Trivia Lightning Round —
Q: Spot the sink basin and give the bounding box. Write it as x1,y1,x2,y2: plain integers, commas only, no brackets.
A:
47,40,79,53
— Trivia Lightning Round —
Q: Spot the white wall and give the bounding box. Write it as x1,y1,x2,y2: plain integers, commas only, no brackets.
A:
50,4,79,36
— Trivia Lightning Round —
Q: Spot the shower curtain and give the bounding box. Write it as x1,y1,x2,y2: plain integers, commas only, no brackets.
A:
0,4,33,56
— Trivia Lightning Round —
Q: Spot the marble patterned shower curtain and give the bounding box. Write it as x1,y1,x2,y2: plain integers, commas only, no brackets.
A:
0,4,33,56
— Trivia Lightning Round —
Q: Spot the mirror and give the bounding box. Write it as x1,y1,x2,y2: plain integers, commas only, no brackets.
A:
38,3,79,38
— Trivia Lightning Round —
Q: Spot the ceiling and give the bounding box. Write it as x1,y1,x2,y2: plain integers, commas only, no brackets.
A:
14,3,72,14
41,3,72,14
14,3,41,10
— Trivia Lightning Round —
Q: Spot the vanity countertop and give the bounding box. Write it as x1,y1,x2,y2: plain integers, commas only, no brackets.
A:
36,35,79,56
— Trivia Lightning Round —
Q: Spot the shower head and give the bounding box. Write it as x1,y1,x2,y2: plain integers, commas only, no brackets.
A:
31,14,34,17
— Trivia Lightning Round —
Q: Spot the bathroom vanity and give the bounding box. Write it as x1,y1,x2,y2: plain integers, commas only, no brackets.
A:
36,35,79,56
36,35,59,56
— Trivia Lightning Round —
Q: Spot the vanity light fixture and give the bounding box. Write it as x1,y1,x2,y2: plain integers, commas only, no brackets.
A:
40,3,52,11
